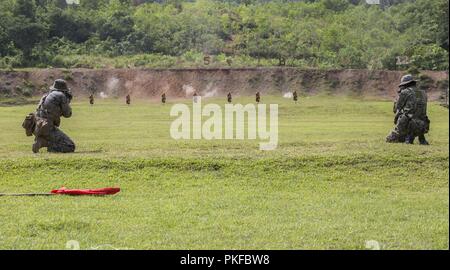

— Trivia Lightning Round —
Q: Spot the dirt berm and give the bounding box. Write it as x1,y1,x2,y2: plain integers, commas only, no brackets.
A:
0,68,448,101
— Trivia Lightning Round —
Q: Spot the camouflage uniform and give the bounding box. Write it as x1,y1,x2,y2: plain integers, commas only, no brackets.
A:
33,79,75,153
386,75,417,143
409,87,430,144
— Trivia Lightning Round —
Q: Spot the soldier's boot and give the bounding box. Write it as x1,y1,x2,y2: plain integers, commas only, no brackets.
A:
32,143,39,153
386,131,403,143
32,137,48,153
405,135,415,144
418,135,429,145
386,132,396,143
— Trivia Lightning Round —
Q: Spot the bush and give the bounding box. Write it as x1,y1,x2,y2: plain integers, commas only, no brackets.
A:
0,0,448,70
418,73,434,90
0,54,24,69
406,66,421,76
410,44,449,71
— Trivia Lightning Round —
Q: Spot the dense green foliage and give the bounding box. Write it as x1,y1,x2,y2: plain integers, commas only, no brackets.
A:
0,96,448,249
0,0,448,69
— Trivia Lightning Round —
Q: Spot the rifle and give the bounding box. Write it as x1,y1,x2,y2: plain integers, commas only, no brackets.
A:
394,110,400,124
0,193,55,197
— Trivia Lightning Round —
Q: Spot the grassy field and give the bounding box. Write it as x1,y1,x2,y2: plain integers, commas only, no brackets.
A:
0,95,448,250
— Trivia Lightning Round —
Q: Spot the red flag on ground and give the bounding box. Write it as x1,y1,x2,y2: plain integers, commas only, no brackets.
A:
51,187,120,196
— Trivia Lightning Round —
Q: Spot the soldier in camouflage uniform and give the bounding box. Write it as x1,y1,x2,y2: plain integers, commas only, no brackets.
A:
33,79,75,153
89,94,94,105
386,75,417,143
293,90,298,104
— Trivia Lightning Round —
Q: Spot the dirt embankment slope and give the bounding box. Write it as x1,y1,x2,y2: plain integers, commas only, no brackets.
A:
0,68,448,101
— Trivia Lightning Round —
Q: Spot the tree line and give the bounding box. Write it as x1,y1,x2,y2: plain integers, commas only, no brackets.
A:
0,0,448,70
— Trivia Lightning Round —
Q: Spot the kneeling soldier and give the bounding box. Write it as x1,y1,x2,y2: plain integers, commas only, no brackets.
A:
32,79,75,153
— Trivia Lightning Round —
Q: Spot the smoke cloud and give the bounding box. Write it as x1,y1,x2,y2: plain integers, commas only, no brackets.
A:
183,84,196,97
106,77,120,96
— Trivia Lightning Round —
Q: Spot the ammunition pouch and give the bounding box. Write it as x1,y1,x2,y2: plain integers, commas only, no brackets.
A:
34,116,52,138
22,113,36,137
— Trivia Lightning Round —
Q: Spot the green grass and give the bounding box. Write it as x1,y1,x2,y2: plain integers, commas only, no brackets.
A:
0,95,448,250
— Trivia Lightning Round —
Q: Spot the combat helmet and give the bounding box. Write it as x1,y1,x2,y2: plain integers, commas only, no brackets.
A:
50,79,72,101
398,74,417,87
50,79,69,91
